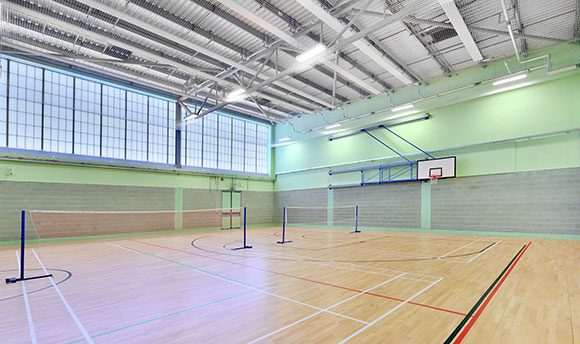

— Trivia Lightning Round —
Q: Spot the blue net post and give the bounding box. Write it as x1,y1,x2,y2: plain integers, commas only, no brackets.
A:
277,206,292,244
6,210,53,284
232,207,252,250
352,205,361,233
19,210,25,280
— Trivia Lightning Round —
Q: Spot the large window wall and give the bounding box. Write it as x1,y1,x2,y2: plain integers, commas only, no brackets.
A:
0,57,270,175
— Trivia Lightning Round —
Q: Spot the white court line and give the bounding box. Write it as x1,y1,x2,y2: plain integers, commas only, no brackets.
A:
436,239,480,260
340,245,468,263
31,249,95,344
107,242,139,253
338,277,443,344
248,273,406,344
466,240,502,263
15,251,37,344
255,250,435,283
113,244,366,324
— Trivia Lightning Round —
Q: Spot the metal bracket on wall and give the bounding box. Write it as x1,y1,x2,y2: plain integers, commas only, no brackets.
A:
328,126,432,189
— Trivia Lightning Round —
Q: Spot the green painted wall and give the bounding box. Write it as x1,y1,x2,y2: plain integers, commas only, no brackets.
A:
274,72,580,191
0,160,274,192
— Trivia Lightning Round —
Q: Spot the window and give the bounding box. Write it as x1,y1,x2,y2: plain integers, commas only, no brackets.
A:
0,57,270,174
183,115,202,167
256,125,269,174
182,113,269,174
231,118,245,172
126,91,148,161
202,113,218,169
0,59,7,147
44,70,74,153
102,85,125,159
218,115,232,170
8,61,43,150
148,97,171,164
74,79,101,156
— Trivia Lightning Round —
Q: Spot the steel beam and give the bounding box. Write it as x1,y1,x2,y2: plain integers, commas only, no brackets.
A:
4,0,311,114
354,10,567,44
296,0,413,85
75,0,333,108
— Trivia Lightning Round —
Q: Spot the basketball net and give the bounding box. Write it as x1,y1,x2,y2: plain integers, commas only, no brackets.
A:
429,175,439,184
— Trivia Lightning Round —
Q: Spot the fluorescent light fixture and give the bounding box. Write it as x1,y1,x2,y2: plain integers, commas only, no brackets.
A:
486,82,533,96
391,104,414,112
278,137,291,142
493,73,528,86
322,129,346,135
296,44,326,63
226,88,247,102
384,110,418,121
325,123,342,130
329,113,429,141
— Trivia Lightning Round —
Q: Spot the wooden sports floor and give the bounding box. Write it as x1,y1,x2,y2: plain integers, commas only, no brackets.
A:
1,227,579,343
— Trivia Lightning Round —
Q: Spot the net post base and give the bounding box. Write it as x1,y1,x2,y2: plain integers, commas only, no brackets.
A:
351,230,361,233
231,246,253,250
6,274,53,284
277,240,293,244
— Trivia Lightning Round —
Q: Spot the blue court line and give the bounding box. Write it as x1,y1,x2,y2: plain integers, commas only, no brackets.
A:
122,245,263,290
65,290,256,344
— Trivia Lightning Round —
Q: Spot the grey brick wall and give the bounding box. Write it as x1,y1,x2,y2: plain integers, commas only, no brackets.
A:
182,188,220,210
0,181,175,241
431,168,580,234
242,191,274,225
273,188,328,223
334,182,421,229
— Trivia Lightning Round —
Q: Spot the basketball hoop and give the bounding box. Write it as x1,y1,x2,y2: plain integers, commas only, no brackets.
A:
429,175,440,184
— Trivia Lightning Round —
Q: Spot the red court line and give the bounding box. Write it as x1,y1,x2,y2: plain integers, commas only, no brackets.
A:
132,240,466,317
453,241,532,343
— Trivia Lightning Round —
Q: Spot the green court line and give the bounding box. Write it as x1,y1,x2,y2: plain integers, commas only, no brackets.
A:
121,245,262,290
65,290,257,344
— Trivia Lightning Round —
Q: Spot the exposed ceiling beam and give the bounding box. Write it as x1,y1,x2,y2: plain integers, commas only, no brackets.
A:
354,10,567,43
295,0,414,85
437,0,483,62
0,36,288,121
254,0,393,91
574,0,580,38
512,0,528,56
73,0,333,109
198,0,429,117
216,0,382,95
3,0,311,115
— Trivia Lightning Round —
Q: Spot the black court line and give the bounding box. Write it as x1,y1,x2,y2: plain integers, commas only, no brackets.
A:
0,268,73,302
443,244,528,344
192,235,497,264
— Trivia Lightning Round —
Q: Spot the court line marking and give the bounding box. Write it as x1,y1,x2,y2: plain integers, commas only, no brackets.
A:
192,236,442,279
118,244,263,290
256,250,436,283
447,242,531,344
466,240,502,263
340,246,469,263
248,273,407,344
28,250,229,303
31,249,95,344
107,243,139,253
15,251,37,344
118,244,366,324
338,277,443,344
136,240,465,316
65,290,257,344
437,239,480,260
